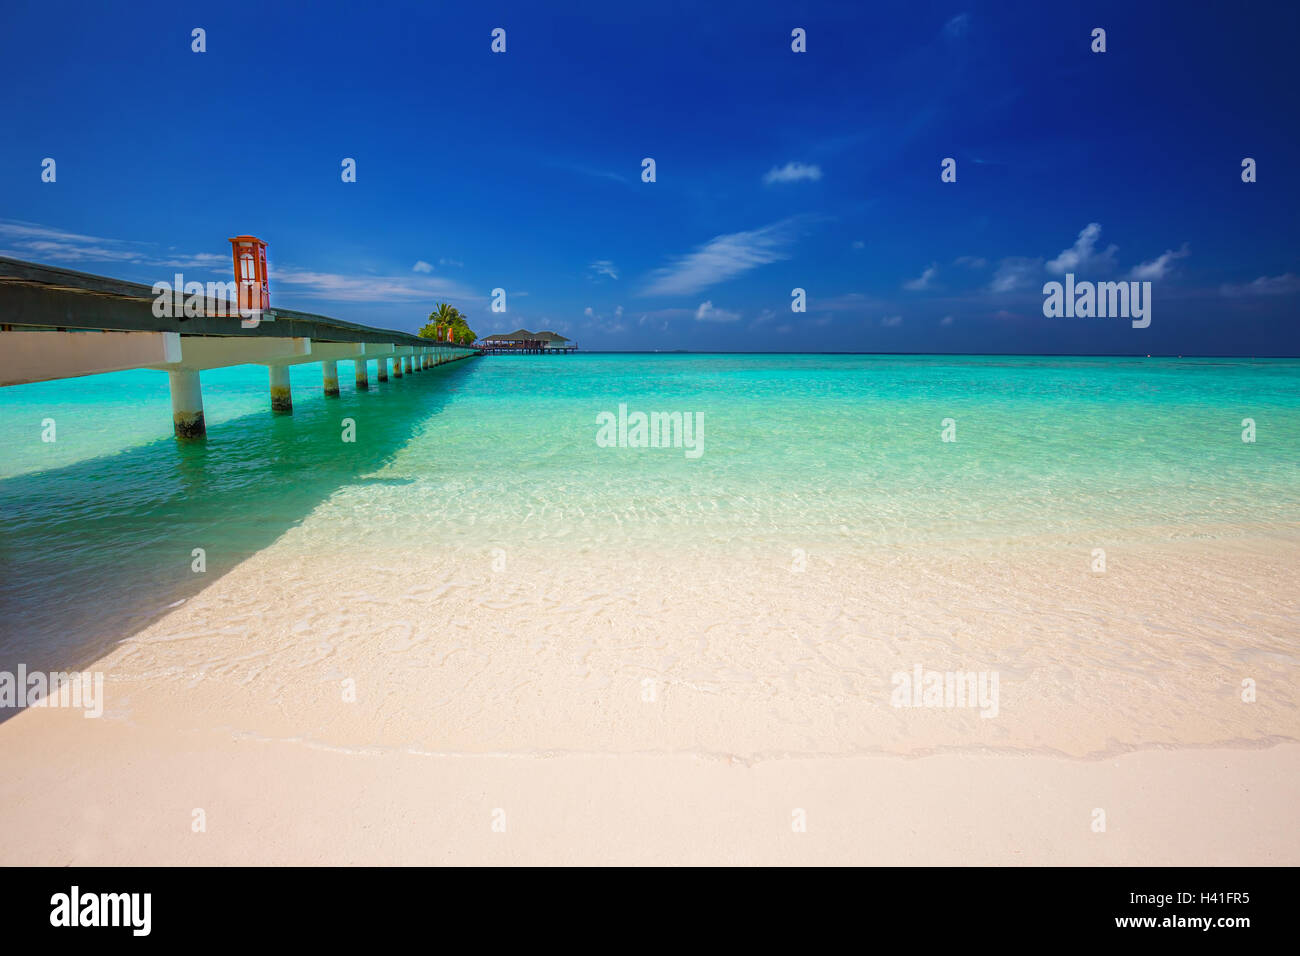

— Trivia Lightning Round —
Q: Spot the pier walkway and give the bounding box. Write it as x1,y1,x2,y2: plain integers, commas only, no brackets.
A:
0,257,479,439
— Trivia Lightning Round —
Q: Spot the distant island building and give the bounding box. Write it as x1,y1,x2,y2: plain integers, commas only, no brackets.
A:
479,329,576,354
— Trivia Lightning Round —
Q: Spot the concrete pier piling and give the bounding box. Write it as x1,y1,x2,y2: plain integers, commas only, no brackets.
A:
355,359,369,391
392,355,404,378
322,360,340,397
168,369,206,440
269,365,293,413
377,357,389,382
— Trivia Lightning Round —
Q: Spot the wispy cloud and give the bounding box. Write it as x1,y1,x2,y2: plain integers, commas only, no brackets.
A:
954,255,987,268
990,257,1042,293
903,263,938,290
1219,273,1300,297
640,217,806,296
439,257,464,268
944,13,972,39
763,162,823,185
985,224,1188,295
880,315,903,327
589,259,619,280
556,162,628,184
269,268,477,303
0,219,479,305
0,218,223,268
1046,222,1118,274
1130,243,1189,280
695,300,741,322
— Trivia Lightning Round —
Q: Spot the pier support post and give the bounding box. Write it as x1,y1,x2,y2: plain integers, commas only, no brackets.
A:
168,369,206,440
269,365,293,413
322,360,340,397
393,355,404,378
377,357,388,382
355,359,369,391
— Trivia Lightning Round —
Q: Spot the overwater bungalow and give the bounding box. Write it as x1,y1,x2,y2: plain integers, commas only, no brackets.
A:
480,329,576,354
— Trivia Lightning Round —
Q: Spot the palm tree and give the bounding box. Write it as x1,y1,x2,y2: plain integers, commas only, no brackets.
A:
417,302,477,344
434,302,456,327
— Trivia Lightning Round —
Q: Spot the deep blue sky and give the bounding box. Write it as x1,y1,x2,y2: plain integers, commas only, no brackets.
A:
1,0,1297,353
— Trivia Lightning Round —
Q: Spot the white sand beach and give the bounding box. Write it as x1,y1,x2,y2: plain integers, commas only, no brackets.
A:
2,522,1296,865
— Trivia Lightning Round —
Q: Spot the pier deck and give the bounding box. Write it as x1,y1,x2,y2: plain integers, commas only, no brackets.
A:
0,257,480,439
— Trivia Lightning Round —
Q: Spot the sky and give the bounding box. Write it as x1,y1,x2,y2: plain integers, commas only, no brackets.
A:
1,0,1297,354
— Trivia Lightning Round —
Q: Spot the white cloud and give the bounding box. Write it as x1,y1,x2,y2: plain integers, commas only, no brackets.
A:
584,306,595,317
412,260,433,273
439,257,464,268
762,162,823,185
954,255,987,268
1129,243,1189,280
614,305,623,318
589,260,619,280
1220,273,1300,297
944,13,971,39
559,163,628,184
0,219,214,268
1046,222,1118,274
695,300,741,323
940,315,955,326
641,218,803,296
273,267,476,302
852,240,866,250
903,264,938,291
881,315,903,327
990,257,1043,293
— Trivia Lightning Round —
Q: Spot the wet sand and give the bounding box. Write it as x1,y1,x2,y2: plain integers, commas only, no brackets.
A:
1,525,1296,865
1,701,1296,865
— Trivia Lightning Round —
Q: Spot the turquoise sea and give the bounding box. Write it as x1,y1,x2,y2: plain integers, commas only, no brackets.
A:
2,354,1299,675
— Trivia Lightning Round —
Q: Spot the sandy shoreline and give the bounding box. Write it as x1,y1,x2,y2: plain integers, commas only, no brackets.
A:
2,522,1296,864
2,701,1296,865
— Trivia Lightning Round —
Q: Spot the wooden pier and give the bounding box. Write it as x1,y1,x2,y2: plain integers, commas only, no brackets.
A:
0,256,480,440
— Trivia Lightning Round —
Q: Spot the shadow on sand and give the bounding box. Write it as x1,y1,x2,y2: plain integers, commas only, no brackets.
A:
0,360,477,723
